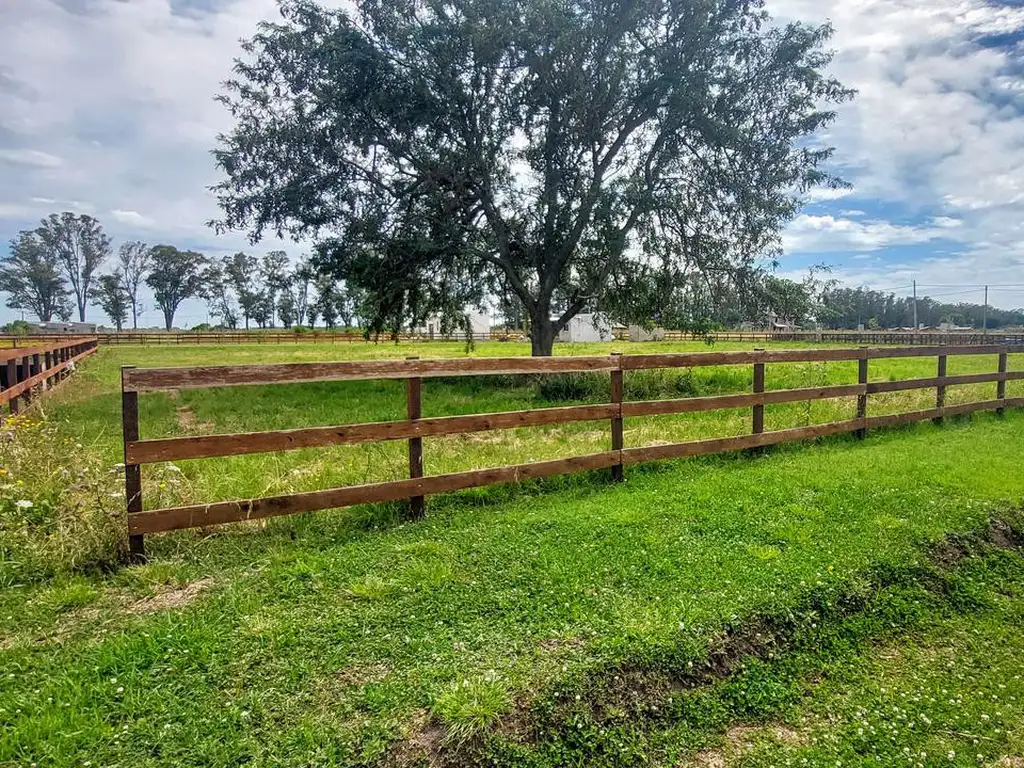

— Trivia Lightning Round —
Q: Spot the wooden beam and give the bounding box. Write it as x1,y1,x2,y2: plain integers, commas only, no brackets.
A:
127,450,623,534
621,419,863,465
122,355,620,391
125,403,620,464
620,384,865,418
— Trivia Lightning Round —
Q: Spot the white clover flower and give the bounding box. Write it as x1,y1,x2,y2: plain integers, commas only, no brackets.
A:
14,499,33,509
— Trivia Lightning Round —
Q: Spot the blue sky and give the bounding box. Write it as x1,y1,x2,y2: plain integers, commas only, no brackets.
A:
1,0,1024,327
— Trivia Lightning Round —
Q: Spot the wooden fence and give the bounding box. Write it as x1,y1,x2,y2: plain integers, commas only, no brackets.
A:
121,344,1024,560
7,328,1024,347
0,338,98,415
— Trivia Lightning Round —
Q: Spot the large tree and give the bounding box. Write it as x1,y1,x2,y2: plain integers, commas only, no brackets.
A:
36,212,110,322
213,0,851,354
116,241,152,329
0,230,72,322
146,246,207,330
223,251,261,329
90,272,130,331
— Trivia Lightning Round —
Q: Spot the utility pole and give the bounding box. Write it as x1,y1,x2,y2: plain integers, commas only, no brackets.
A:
912,280,918,331
983,285,988,337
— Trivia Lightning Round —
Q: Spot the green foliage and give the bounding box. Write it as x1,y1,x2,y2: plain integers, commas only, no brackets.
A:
89,272,130,331
115,241,151,330
36,211,110,323
145,245,208,330
1,320,31,336
0,230,71,322
213,0,852,354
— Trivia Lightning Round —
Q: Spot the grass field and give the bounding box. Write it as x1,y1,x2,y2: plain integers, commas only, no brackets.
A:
2,339,1024,767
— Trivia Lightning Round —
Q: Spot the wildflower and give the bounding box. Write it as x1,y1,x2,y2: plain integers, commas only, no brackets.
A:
0,468,7,475
159,482,167,489
14,499,33,509
166,464,182,473
948,751,956,761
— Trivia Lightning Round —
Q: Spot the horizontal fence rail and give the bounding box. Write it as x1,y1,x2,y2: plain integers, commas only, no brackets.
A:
6,328,1024,348
121,344,1024,559
1,337,97,415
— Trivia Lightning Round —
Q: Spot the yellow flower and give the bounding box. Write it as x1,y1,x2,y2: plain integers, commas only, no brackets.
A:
0,468,7,476
159,482,167,490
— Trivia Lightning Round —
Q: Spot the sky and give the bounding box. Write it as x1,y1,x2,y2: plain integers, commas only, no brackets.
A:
1,0,1023,327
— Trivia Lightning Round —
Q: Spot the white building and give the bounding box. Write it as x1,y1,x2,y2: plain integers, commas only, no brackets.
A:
628,325,666,342
30,321,97,335
558,313,614,343
419,312,490,338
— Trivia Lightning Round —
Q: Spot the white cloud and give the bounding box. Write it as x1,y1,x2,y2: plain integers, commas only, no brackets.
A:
110,209,156,227
804,186,854,203
782,214,958,252
0,149,63,169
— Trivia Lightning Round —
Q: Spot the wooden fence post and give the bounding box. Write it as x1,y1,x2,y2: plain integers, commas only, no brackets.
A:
121,366,146,562
997,348,1008,417
752,348,765,438
610,352,624,481
856,347,868,438
406,357,425,518
934,352,947,426
6,357,19,415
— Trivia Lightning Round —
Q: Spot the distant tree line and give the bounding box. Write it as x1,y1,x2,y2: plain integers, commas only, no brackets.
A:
0,212,369,331
742,277,1024,331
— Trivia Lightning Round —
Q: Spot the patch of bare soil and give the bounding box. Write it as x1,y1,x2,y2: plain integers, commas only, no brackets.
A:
126,578,214,614
389,710,446,767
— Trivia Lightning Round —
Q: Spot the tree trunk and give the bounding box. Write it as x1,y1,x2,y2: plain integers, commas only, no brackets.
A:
163,308,174,331
529,306,557,356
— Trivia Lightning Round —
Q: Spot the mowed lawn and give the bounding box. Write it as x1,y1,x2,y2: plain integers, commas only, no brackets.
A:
1,339,1024,767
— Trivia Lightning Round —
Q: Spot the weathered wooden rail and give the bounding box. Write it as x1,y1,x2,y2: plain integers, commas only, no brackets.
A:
121,344,1024,559
0,337,98,415
7,328,1024,347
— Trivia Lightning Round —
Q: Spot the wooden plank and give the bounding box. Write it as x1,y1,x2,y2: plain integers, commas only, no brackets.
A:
128,450,623,534
122,366,146,561
868,345,1010,359
752,352,765,436
935,354,947,426
620,385,865,418
122,355,620,391
997,352,1008,416
125,403,620,464
620,419,863,465
610,354,623,482
406,357,424,518
856,348,868,438
867,372,1005,394
620,348,863,370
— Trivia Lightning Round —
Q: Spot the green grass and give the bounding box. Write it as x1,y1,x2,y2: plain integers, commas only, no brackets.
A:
1,340,1024,766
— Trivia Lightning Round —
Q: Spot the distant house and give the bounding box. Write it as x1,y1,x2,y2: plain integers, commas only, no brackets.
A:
418,312,490,338
558,313,614,343
29,321,97,335
628,325,666,342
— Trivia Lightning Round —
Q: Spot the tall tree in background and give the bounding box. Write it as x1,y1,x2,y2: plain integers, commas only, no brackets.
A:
223,251,260,329
260,250,290,327
199,263,239,329
291,257,314,326
146,246,208,330
0,230,71,321
213,0,851,354
117,241,152,329
36,212,110,322
90,272,130,331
